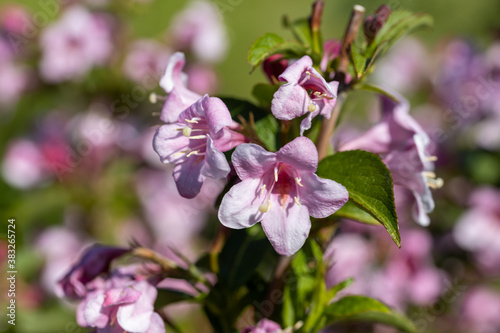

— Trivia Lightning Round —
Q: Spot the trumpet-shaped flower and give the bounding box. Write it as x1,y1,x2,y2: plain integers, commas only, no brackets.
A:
340,92,442,226
218,137,348,256
154,94,246,198
159,52,201,123
271,55,338,135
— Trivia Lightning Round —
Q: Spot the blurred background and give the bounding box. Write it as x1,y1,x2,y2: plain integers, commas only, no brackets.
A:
0,0,500,332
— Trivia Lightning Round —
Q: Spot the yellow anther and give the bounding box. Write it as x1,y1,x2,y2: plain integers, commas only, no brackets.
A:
261,184,267,195
187,150,199,157
259,200,271,213
295,177,303,187
425,156,438,162
294,196,301,206
424,171,437,179
428,177,444,189
182,127,192,137
149,93,157,104
308,103,317,112
185,118,199,124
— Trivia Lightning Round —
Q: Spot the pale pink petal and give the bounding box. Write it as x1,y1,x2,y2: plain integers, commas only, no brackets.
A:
172,158,204,199
278,55,313,83
276,137,318,173
218,178,266,229
203,97,233,134
200,136,230,180
153,124,189,164
261,197,311,256
299,172,348,218
102,286,141,307
271,83,310,121
231,144,277,180
116,281,156,333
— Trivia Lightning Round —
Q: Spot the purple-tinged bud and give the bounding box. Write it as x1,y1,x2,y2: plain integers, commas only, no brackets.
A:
364,5,391,44
58,244,130,299
262,54,289,84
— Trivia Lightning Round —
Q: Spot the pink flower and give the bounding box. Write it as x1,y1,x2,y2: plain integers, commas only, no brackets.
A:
218,137,348,256
1,139,49,189
242,319,282,333
123,39,170,85
340,93,441,226
169,1,228,63
186,64,219,95
39,6,113,82
58,245,129,299
159,52,201,123
77,274,164,333
320,39,341,73
153,94,246,198
461,287,500,333
271,56,338,135
453,187,500,273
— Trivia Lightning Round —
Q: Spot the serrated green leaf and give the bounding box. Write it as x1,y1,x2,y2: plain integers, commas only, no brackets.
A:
247,33,308,69
350,45,367,79
365,10,433,62
326,296,417,333
317,150,400,247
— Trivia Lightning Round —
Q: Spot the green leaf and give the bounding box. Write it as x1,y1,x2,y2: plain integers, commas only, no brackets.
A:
217,229,272,290
290,18,312,47
317,150,400,247
219,97,268,120
251,83,279,108
247,33,308,68
335,200,380,225
350,45,367,79
356,83,400,102
326,277,354,300
326,296,417,333
365,10,433,62
254,114,279,151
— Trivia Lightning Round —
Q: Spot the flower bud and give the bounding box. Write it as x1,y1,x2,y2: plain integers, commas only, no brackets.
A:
262,54,289,84
364,5,391,44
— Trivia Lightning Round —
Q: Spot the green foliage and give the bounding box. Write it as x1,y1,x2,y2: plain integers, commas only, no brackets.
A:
247,33,308,69
290,18,313,48
317,150,401,247
325,296,417,333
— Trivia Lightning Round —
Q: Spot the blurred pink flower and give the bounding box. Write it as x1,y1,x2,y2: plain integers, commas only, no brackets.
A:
123,39,170,85
186,64,219,95
1,139,49,189
340,93,441,226
169,1,228,63
39,6,113,82
453,187,500,273
373,37,429,94
461,287,500,333
324,233,373,292
76,273,164,333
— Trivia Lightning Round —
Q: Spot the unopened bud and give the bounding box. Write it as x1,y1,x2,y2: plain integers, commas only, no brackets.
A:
364,5,391,44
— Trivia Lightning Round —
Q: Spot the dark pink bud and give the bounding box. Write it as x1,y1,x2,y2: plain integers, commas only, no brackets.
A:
58,244,129,299
364,5,391,44
262,54,289,84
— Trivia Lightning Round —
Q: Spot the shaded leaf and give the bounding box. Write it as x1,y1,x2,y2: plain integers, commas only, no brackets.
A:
317,150,400,247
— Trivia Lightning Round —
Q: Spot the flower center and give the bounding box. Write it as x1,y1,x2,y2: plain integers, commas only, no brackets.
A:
258,163,303,213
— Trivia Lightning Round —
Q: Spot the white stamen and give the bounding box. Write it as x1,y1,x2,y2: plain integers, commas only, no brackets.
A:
424,171,437,179
261,184,267,195
295,177,303,187
185,118,201,124
274,166,279,182
173,149,189,157
428,177,444,189
259,200,271,213
188,135,207,140
294,196,301,206
425,156,438,162
187,150,199,157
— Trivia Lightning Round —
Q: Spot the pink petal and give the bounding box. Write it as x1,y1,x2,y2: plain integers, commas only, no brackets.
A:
84,293,109,328
102,286,141,307
160,87,200,123
299,172,348,218
231,143,277,180
153,124,189,164
203,96,233,134
147,313,166,333
218,178,266,229
213,126,248,152
271,83,310,121
261,196,311,256
200,136,230,180
173,158,204,199
159,52,186,93
276,137,318,173
278,55,313,83
116,281,156,333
